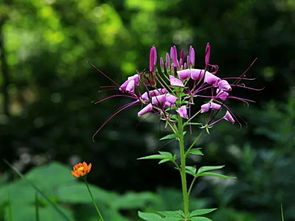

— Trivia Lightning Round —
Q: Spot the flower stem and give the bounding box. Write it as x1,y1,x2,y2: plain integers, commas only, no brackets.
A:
177,116,190,217
35,192,40,221
84,178,105,221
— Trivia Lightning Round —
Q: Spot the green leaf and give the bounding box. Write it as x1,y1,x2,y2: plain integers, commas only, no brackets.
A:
160,134,178,140
159,159,172,164
3,160,71,221
138,154,165,160
197,172,233,179
160,132,186,141
188,148,204,156
281,204,285,221
138,152,175,164
190,217,213,221
138,152,173,160
158,151,173,157
185,166,197,176
190,208,217,217
157,210,184,218
138,211,163,221
197,165,225,174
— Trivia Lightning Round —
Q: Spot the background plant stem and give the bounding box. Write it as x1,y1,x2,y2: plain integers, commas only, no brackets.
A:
35,192,40,221
84,178,105,221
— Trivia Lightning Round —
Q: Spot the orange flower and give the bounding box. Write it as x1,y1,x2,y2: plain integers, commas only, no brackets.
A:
71,162,92,178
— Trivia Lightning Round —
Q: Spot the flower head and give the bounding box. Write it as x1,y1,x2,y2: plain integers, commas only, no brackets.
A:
71,162,92,178
93,43,259,137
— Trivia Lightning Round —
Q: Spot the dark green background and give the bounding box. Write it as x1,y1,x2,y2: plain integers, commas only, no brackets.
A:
0,0,294,220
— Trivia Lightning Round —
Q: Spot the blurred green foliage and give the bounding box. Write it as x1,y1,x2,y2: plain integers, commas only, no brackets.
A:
0,0,294,220
0,162,210,221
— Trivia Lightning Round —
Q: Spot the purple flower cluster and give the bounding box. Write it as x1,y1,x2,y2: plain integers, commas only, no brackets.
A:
94,43,259,136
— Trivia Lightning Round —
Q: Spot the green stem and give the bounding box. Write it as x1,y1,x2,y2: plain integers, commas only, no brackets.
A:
187,176,197,196
177,116,190,217
7,193,12,221
84,179,105,221
35,192,40,221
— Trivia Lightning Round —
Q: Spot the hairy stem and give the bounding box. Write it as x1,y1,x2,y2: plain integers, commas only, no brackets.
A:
178,116,190,217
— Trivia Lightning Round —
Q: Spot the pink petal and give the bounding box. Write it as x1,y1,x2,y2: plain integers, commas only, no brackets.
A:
223,111,235,124
165,53,170,68
128,74,140,86
126,80,135,93
170,45,179,68
205,42,211,66
138,103,153,116
119,80,128,92
216,90,229,101
200,102,221,113
189,45,195,66
176,105,188,118
149,46,157,72
151,94,166,105
169,75,184,87
166,94,177,105
141,88,167,101
204,72,220,86
177,69,191,80
191,69,205,81
218,80,232,91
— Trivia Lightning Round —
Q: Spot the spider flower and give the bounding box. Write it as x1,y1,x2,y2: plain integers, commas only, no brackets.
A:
72,162,92,178
93,43,259,137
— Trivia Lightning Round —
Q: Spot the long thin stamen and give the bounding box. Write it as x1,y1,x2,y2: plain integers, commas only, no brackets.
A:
88,62,120,87
233,58,258,84
92,100,140,141
92,94,137,104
